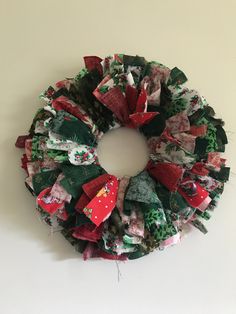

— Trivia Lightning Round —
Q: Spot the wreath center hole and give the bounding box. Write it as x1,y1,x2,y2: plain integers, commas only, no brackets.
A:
97,127,149,177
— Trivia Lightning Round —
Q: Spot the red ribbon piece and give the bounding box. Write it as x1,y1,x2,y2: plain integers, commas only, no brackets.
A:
55,79,72,90
189,125,208,137
84,56,103,76
52,96,91,124
136,87,147,112
75,193,91,213
127,87,158,127
82,174,112,199
178,178,209,209
148,162,184,192
207,152,223,171
83,176,118,226
75,174,112,213
98,87,130,124
72,224,103,243
94,83,158,127
160,128,180,144
191,162,209,176
93,250,127,260
21,154,29,172
15,135,31,148
129,112,158,128
36,187,65,215
125,85,138,113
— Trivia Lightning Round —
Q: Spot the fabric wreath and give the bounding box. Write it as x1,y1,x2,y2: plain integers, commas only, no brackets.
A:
16,54,230,260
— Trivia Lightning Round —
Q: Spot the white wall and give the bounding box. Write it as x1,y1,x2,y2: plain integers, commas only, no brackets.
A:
0,1,235,313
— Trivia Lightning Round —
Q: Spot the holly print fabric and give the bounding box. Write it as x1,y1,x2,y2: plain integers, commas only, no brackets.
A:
16,53,230,261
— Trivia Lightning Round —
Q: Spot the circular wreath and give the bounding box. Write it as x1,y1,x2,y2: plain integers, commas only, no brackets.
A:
16,54,230,260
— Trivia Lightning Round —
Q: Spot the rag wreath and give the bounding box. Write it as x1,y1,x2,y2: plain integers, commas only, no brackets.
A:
16,54,230,260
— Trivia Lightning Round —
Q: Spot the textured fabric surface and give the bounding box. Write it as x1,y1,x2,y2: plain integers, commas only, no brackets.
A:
16,53,230,260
